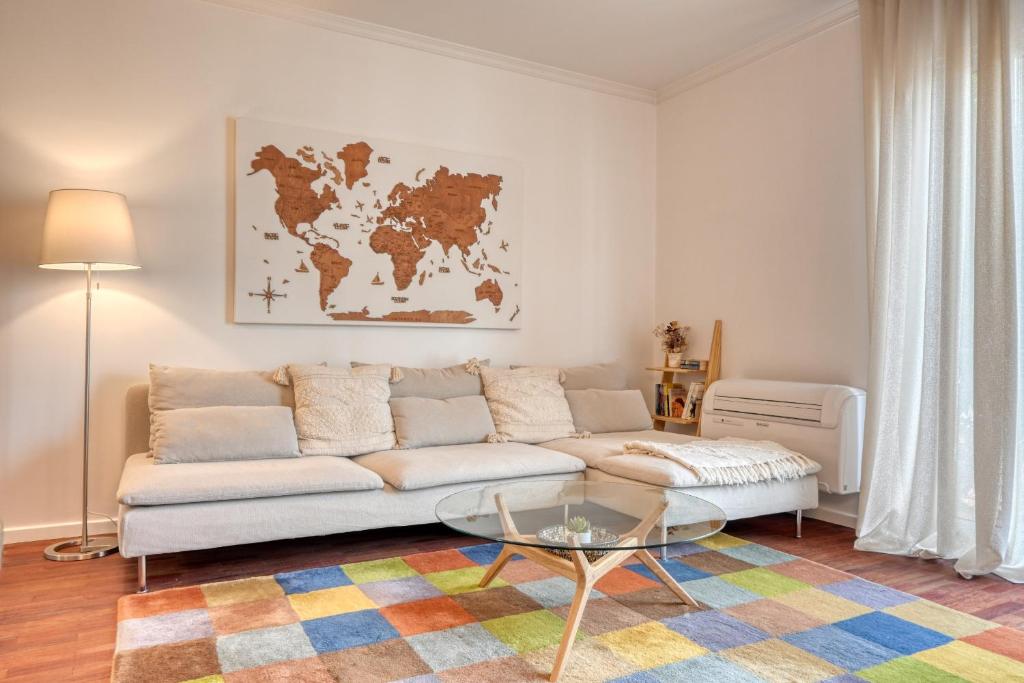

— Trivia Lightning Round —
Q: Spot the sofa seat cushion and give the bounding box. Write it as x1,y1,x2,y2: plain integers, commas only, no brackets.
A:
539,430,696,467
355,442,585,491
117,453,384,505
592,454,705,488
540,429,712,487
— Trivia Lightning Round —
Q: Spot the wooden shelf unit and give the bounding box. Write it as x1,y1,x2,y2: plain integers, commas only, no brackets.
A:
644,367,706,374
653,414,699,426
649,319,722,437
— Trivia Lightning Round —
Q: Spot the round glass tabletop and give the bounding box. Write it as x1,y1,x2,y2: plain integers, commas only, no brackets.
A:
435,480,726,551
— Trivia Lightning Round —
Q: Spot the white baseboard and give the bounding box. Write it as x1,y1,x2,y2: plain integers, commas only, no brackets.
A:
3,517,118,545
804,506,857,529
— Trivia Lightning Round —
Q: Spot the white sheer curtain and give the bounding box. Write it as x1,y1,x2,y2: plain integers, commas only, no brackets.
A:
856,0,1023,581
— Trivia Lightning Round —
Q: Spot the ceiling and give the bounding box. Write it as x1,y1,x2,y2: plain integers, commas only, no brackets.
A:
270,0,854,93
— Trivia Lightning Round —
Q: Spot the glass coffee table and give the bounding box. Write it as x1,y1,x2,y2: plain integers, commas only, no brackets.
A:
436,480,726,681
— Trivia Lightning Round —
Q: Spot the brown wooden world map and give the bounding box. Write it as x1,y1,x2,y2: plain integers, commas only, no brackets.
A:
249,142,505,324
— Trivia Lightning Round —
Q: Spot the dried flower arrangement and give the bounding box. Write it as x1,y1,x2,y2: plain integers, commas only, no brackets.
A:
653,320,690,354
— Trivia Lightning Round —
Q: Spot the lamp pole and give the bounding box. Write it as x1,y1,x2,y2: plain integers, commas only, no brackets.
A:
43,263,118,560
80,263,93,549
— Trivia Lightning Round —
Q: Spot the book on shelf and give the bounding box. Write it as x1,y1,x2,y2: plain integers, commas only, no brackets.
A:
655,382,690,418
669,384,687,418
654,382,678,416
683,381,706,420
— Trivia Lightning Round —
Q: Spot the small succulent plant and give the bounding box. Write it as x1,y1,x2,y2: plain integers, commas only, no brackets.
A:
566,516,591,533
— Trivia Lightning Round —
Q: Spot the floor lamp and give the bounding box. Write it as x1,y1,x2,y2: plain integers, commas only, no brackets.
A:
39,189,141,561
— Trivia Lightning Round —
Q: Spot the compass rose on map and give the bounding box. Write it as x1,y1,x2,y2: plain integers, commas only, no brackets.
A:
249,276,286,313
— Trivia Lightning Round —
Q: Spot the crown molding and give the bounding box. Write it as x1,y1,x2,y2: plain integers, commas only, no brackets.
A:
657,1,859,103
201,0,657,103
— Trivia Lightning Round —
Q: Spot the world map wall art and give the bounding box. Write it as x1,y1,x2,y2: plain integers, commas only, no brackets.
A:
233,118,523,328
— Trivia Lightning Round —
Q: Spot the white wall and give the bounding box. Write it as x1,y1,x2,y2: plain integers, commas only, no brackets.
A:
0,0,656,540
656,19,868,525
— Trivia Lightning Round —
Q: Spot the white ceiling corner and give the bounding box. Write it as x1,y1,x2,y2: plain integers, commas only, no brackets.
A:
203,0,858,104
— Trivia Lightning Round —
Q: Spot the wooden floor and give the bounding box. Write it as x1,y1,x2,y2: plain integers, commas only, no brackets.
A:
1,514,1022,681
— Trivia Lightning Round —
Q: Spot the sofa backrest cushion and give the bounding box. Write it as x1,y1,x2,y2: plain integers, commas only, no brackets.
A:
390,395,496,449
511,362,628,391
283,363,397,456
147,364,295,450
126,383,151,457
481,366,577,443
151,405,301,464
561,363,628,391
353,359,489,399
148,364,293,412
565,389,653,434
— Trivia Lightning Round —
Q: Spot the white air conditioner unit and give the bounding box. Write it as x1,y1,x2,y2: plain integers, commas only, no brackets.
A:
701,379,866,494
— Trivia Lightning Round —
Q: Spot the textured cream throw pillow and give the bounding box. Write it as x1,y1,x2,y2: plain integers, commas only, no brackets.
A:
281,364,396,456
480,366,577,443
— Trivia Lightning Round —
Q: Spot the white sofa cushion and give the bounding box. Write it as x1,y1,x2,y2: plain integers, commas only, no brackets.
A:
565,389,653,434
481,366,576,443
283,363,397,456
117,452,383,505
593,454,704,488
151,405,300,464
543,430,812,489
355,442,585,491
390,395,495,449
542,429,711,486
539,429,695,467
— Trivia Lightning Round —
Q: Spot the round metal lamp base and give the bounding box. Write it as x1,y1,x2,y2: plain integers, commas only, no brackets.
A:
43,535,118,561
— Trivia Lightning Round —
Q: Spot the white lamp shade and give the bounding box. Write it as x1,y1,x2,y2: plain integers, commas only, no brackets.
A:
39,189,141,270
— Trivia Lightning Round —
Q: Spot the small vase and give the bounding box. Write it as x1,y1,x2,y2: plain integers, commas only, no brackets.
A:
666,352,684,368
567,530,591,545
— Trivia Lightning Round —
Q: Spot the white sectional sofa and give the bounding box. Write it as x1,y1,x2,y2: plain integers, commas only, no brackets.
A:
117,365,818,592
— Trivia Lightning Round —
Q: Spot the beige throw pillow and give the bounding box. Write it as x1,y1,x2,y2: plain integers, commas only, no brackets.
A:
151,405,300,464
390,395,496,449
283,364,396,456
481,366,577,443
565,389,653,434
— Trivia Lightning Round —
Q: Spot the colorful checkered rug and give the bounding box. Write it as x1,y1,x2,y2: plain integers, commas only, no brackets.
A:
113,533,1024,682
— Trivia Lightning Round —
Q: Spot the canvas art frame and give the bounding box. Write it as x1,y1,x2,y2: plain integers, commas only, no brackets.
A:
233,118,523,328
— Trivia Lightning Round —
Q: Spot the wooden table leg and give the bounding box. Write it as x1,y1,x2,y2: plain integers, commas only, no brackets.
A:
549,550,591,682
635,549,699,607
480,493,698,680
478,545,515,588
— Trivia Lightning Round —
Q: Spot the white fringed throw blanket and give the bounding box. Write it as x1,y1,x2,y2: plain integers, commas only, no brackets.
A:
621,438,820,486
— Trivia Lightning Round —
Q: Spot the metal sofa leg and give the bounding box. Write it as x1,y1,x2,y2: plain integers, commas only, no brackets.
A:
660,515,669,560
795,510,803,539
137,555,148,593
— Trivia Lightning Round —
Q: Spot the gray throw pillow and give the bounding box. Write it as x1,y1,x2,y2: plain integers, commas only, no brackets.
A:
151,405,301,464
390,395,496,448
565,389,653,434
354,360,490,399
